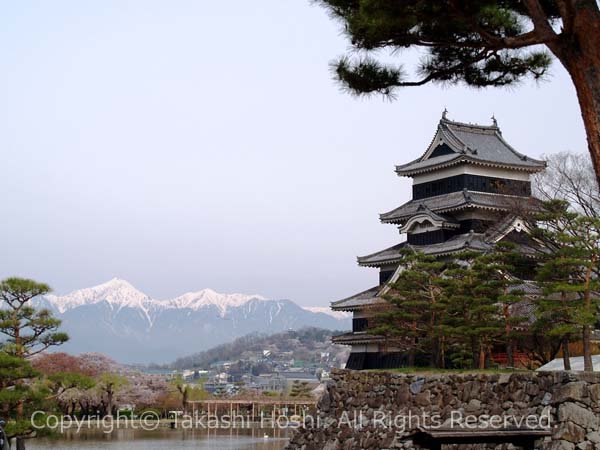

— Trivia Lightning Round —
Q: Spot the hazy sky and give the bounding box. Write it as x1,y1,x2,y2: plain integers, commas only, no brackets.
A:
0,1,588,306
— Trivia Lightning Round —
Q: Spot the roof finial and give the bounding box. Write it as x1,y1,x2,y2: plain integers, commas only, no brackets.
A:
491,114,498,127
442,108,448,120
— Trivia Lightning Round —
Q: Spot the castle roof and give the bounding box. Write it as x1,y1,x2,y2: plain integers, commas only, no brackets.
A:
357,232,494,267
331,332,386,345
357,242,409,267
359,214,543,268
380,190,535,225
399,205,460,233
395,115,545,177
330,286,386,311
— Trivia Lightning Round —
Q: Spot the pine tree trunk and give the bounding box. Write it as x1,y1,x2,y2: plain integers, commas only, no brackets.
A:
582,325,593,372
429,343,437,368
14,315,25,450
408,321,417,367
471,337,479,369
582,265,594,372
430,337,443,369
506,342,514,368
408,345,416,367
439,336,445,369
478,347,486,370
562,338,572,371
504,303,514,367
572,67,600,185
552,5,600,184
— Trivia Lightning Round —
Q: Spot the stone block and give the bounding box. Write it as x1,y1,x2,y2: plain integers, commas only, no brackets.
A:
555,421,587,443
586,431,600,443
322,440,341,450
555,382,588,403
588,384,600,404
542,392,553,405
415,390,431,407
465,398,482,413
547,440,576,450
510,389,526,402
558,402,599,430
396,384,410,404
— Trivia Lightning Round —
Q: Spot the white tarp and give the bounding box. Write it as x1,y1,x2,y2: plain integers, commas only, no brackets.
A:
537,355,600,371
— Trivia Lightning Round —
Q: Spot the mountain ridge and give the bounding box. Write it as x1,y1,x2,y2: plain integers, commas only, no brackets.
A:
34,279,350,363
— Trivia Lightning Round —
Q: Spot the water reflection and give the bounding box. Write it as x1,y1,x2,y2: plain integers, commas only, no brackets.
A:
29,427,290,449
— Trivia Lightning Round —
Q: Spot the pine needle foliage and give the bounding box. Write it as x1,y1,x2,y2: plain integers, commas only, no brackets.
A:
371,246,531,370
373,249,448,367
0,278,68,358
315,0,556,96
534,200,600,371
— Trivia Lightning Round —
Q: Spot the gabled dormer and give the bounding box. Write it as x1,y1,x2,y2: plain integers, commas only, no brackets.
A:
400,205,460,245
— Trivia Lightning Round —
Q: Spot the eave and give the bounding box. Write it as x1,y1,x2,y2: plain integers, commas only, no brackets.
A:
379,190,535,226
330,286,387,311
331,332,386,345
395,156,545,178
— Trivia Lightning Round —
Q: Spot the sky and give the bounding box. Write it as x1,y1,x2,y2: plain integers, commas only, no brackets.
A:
0,1,589,306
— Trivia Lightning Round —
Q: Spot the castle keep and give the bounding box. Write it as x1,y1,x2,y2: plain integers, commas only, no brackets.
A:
331,113,546,370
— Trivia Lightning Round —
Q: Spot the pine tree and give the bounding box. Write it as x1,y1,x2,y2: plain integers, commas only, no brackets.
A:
574,215,600,371
372,249,447,368
480,242,529,368
0,352,45,448
0,278,68,450
289,381,311,398
534,201,600,371
0,278,68,358
440,251,504,369
536,252,581,370
314,0,600,184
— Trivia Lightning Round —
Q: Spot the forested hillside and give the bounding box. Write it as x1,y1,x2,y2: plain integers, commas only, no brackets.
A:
168,327,348,369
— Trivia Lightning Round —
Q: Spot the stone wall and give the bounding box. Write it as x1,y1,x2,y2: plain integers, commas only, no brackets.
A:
286,369,600,450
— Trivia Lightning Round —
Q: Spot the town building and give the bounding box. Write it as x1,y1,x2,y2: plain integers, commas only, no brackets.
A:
331,113,546,370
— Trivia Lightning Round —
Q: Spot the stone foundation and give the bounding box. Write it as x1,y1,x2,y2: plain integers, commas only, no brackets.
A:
286,370,600,450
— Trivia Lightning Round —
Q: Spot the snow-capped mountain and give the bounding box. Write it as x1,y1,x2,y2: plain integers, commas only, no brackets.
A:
35,279,350,364
44,278,153,313
166,288,266,316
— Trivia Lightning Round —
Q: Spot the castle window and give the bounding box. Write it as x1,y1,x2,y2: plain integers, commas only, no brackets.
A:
413,174,531,199
352,318,368,332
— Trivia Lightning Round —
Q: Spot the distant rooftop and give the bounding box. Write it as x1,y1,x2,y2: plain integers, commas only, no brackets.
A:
396,113,546,177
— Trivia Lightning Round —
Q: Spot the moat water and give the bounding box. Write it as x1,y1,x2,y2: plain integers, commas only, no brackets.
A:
28,428,290,450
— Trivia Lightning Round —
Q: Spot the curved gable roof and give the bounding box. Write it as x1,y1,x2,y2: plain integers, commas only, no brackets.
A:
399,205,459,233
396,114,546,176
